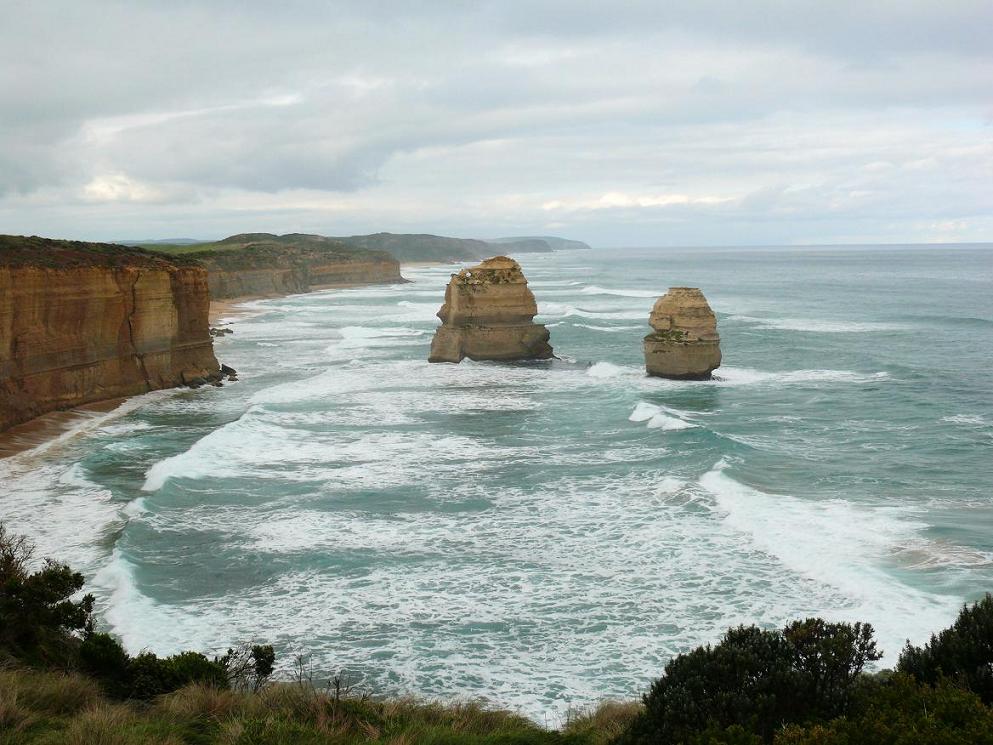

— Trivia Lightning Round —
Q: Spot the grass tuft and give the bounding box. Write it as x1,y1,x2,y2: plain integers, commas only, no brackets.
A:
563,700,643,745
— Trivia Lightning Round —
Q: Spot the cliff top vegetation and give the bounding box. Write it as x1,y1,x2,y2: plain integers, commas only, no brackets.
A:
145,232,590,264
155,235,398,273
0,235,203,270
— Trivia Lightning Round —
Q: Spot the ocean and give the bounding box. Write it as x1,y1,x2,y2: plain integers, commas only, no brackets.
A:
2,244,992,720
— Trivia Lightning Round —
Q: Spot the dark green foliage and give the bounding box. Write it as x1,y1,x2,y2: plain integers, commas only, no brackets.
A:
1,524,229,700
82,632,228,699
79,631,131,685
221,644,277,692
898,594,993,704
0,234,202,268
0,523,94,664
127,650,229,699
783,618,880,720
776,674,993,745
622,620,881,744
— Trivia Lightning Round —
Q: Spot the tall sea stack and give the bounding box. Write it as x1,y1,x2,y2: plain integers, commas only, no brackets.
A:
643,287,721,380
428,256,553,363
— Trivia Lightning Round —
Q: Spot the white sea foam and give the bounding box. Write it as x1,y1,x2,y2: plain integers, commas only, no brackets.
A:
335,326,428,349
942,414,986,426
629,402,697,431
699,461,960,662
580,285,659,298
712,367,889,386
538,302,646,321
582,362,886,390
730,315,908,333
586,361,628,379
572,323,642,332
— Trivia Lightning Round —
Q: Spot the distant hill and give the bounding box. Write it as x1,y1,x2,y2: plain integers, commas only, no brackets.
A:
147,231,591,263
489,236,592,251
332,233,591,262
117,238,205,247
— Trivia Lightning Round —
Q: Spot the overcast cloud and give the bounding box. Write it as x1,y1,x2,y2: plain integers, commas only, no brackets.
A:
1,1,990,246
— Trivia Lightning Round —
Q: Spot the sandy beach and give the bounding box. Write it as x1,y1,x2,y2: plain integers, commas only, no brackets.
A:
0,399,127,460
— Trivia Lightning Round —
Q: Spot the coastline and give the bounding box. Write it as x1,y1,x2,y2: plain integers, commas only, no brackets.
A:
0,398,128,460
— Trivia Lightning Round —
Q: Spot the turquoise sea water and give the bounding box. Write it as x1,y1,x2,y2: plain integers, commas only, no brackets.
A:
2,244,992,719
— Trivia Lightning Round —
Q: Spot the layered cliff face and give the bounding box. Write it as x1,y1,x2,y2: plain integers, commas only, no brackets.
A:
428,256,553,363
0,236,221,431
175,235,404,300
643,287,721,380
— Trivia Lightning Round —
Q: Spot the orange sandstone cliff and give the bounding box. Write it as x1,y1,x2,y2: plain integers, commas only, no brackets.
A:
0,236,222,431
179,234,405,300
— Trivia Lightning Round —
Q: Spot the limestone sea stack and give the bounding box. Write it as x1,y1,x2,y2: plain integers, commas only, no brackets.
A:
428,256,553,363
643,287,721,380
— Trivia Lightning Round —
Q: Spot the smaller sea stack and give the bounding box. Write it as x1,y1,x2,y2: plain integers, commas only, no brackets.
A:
643,287,721,380
428,256,553,364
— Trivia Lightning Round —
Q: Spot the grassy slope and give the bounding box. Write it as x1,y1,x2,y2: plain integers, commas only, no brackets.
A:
142,234,397,273
0,668,638,745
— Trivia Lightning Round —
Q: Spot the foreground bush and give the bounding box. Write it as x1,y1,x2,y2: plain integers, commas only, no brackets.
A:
776,673,993,745
898,594,993,704
620,620,880,744
0,524,94,665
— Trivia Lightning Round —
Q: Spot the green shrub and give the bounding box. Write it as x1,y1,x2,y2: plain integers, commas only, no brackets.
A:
0,523,94,665
898,594,993,704
775,673,993,745
125,650,229,700
621,620,881,744
220,644,276,693
80,633,131,693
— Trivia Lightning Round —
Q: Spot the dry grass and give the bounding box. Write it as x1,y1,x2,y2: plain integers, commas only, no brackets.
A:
153,683,260,723
0,666,638,744
563,700,643,745
0,670,101,717
0,688,37,735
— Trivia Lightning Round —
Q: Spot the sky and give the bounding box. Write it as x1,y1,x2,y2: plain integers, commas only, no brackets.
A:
1,1,991,247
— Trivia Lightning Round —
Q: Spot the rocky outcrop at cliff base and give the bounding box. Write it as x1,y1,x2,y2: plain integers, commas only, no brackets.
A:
643,287,721,380
429,256,553,363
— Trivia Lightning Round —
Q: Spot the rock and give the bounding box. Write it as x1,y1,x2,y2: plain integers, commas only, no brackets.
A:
428,256,553,363
643,287,721,380
220,363,237,376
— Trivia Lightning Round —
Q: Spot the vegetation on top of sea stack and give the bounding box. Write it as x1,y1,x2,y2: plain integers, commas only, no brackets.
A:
2,522,993,744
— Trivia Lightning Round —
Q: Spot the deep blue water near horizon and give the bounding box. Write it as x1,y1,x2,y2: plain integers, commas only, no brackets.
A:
2,243,992,720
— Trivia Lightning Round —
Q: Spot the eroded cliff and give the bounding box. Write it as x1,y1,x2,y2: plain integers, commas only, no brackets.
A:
428,256,553,363
0,236,221,431
174,234,404,300
643,287,721,380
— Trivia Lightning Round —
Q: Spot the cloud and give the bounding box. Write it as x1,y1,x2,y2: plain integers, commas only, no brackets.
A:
0,1,990,244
